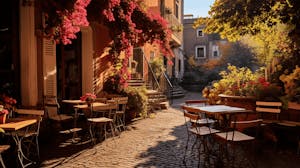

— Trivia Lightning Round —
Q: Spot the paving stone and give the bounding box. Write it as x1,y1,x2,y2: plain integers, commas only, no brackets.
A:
38,92,300,168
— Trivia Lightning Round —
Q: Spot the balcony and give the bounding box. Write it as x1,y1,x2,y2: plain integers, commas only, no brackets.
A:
164,14,182,46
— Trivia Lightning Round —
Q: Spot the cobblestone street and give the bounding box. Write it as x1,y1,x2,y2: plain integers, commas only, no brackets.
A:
39,92,300,168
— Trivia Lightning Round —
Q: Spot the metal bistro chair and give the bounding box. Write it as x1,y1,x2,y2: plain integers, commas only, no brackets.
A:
0,145,10,168
14,109,44,163
215,111,262,167
181,105,219,167
44,95,73,123
112,97,128,132
87,100,118,144
185,99,209,106
256,101,282,147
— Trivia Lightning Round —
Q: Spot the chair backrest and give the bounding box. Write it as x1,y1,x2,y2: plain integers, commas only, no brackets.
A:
230,111,262,132
185,99,208,106
44,95,60,118
14,109,44,134
91,101,118,119
256,101,282,120
181,105,202,114
112,97,128,112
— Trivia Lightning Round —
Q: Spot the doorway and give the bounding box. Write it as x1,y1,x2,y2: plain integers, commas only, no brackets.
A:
56,33,82,100
0,0,20,99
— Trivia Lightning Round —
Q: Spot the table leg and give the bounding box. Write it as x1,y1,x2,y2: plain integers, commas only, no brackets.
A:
12,134,35,168
71,108,80,143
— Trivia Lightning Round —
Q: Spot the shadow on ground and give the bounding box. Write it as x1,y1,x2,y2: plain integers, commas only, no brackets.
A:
134,108,300,168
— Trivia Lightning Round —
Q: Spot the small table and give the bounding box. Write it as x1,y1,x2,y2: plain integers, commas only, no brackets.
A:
0,118,37,168
187,105,251,128
62,100,87,142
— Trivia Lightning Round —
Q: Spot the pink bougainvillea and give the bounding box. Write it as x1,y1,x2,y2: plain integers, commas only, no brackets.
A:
58,0,91,44
42,0,174,85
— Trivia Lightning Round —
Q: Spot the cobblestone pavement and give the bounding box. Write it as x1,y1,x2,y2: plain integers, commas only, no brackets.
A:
39,92,300,168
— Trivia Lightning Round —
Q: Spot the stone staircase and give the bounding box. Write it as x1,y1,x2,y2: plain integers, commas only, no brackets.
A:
127,78,169,113
168,85,186,98
146,90,169,112
127,78,145,87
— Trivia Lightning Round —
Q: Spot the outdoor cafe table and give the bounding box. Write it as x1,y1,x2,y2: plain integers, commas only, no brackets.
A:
61,100,87,142
63,101,107,142
0,118,37,168
186,104,251,128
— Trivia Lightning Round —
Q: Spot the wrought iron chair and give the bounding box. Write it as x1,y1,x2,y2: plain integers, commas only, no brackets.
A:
0,145,10,168
185,99,209,106
43,95,73,122
182,105,219,167
256,101,282,147
87,100,118,144
215,111,262,167
14,109,44,163
112,97,128,132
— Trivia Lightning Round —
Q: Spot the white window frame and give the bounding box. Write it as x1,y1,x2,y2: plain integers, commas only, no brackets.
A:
195,45,206,59
196,28,204,37
212,45,219,57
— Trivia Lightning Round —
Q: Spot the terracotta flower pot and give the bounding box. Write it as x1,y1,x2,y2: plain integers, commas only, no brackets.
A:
0,114,7,124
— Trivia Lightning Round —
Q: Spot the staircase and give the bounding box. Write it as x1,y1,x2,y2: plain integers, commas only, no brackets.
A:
127,78,145,87
127,78,169,113
146,90,169,112
168,85,186,98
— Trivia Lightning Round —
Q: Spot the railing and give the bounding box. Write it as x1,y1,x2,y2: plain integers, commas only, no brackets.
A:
164,14,183,44
140,48,174,104
161,71,174,104
141,50,160,91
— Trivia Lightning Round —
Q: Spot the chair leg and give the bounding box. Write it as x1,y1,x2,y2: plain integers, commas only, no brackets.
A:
89,124,96,145
122,113,126,130
297,140,300,155
110,122,116,138
183,132,191,165
104,123,108,140
36,136,40,160
0,154,6,168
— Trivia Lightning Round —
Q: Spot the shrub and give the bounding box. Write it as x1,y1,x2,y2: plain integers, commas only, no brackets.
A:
123,86,148,118
280,66,300,102
202,65,283,103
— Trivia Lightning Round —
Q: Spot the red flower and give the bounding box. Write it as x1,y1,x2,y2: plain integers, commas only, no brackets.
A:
80,93,96,101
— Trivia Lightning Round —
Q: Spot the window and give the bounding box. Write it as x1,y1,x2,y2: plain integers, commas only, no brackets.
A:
150,51,155,59
197,28,204,37
195,46,206,59
212,45,219,57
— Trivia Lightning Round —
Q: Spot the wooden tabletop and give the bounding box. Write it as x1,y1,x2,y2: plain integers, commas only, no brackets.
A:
62,100,86,104
0,119,37,131
188,105,248,115
73,102,107,109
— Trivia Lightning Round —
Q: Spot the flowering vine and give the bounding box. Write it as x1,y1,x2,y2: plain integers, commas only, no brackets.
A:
42,0,174,84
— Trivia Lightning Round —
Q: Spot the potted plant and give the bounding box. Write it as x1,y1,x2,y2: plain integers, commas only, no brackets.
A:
80,93,96,105
0,105,9,124
123,86,148,122
202,65,283,110
280,66,300,103
0,94,17,118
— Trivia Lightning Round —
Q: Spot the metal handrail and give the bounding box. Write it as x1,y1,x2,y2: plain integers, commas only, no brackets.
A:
162,71,173,89
139,48,161,91
162,71,174,105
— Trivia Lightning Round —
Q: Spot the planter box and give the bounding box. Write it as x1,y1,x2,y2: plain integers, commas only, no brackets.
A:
281,102,300,122
218,94,256,110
